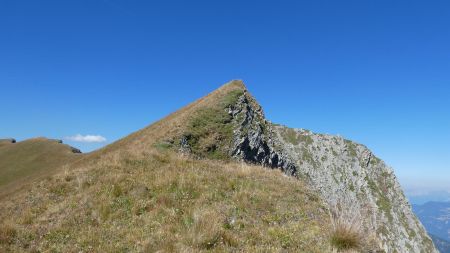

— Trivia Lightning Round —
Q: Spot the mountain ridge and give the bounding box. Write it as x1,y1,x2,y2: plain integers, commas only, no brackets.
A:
430,233,450,253
143,80,436,252
0,80,437,252
413,200,450,250
104,80,435,252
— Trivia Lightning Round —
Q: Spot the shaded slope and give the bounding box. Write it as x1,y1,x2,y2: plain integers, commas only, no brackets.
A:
0,138,82,197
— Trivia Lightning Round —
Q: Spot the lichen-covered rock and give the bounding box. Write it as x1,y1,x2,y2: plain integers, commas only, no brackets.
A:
272,126,436,252
224,86,437,253
228,91,297,175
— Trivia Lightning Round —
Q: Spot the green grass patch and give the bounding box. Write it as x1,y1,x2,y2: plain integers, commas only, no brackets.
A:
377,196,393,223
184,87,244,160
344,140,358,157
220,89,244,108
185,107,234,159
153,141,173,151
280,128,314,146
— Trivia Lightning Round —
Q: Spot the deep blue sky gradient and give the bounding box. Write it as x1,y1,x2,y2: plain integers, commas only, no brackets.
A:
0,0,449,195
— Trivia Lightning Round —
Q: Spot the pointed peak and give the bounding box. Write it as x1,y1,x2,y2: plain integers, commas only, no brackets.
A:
192,80,250,111
215,79,247,94
226,79,246,89
205,80,263,115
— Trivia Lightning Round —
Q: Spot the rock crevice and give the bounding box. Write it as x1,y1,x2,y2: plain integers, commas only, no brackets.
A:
228,92,297,176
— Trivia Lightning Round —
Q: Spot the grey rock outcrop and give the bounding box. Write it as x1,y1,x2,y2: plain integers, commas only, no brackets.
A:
224,88,437,253
49,139,63,144
70,147,82,154
272,126,436,252
228,91,297,175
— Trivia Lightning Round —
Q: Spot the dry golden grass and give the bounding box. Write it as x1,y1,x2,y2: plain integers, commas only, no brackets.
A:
329,204,381,253
0,81,377,252
89,80,248,157
0,146,333,252
0,138,84,198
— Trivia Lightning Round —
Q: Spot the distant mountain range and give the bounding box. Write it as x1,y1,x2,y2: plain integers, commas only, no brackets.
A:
413,201,450,252
409,191,450,205
429,234,450,253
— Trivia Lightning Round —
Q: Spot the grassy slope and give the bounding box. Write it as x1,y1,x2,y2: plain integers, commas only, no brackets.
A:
0,81,337,252
89,80,247,158
0,138,83,198
0,148,332,252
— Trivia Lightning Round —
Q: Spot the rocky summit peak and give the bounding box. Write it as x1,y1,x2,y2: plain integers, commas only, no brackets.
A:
162,80,437,252
101,80,437,252
221,79,246,90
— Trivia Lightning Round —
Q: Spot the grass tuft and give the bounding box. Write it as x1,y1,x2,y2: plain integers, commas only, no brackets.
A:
330,222,362,251
328,204,382,253
0,223,17,245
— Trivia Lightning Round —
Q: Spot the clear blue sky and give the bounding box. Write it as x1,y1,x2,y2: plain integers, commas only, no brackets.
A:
1,0,449,197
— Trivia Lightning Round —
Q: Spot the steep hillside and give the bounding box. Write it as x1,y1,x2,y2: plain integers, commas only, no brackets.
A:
124,80,434,252
0,82,336,252
0,138,82,198
0,80,437,252
272,126,436,252
0,143,333,252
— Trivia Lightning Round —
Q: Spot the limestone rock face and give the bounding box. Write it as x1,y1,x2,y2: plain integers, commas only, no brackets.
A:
271,126,436,252
225,88,437,253
228,91,297,175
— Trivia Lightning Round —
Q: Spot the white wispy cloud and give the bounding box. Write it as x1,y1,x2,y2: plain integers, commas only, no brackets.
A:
65,134,107,143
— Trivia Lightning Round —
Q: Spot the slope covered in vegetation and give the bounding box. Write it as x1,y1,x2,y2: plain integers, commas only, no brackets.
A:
0,138,82,198
0,82,337,252
0,147,333,252
0,80,436,252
